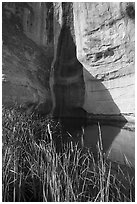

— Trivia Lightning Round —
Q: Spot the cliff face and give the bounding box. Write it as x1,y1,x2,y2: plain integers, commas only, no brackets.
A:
52,2,135,124
51,3,85,118
2,2,54,114
73,2,135,117
2,2,135,123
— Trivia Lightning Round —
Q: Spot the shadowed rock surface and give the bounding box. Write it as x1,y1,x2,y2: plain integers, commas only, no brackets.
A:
2,2,53,114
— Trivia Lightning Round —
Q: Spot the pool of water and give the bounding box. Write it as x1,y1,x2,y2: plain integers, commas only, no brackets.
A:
83,124,135,167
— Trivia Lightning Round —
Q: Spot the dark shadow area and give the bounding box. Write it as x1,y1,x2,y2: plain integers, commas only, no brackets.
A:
52,24,85,122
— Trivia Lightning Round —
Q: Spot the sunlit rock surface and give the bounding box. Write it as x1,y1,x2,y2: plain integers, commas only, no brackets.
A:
73,2,135,119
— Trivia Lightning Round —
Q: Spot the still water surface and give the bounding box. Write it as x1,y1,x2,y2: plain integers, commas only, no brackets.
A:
84,125,135,167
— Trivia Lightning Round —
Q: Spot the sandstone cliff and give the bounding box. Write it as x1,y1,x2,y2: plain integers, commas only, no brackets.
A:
73,2,135,117
2,2,135,125
2,2,53,114
51,2,135,125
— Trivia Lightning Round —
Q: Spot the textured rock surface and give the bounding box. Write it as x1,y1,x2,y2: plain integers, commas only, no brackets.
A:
2,2,135,121
73,2,135,119
51,3,85,119
50,2,135,127
3,2,53,47
2,3,53,114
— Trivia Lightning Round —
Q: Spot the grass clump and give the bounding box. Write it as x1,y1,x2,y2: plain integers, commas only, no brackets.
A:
2,106,135,202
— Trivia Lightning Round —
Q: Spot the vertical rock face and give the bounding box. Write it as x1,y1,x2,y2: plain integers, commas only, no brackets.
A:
52,3,85,119
51,2,135,127
73,2,135,119
23,2,53,47
2,2,135,123
2,2,54,114
3,2,53,47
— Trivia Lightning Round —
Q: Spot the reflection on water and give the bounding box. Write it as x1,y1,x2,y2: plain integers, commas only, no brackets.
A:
57,114,135,167
84,125,135,167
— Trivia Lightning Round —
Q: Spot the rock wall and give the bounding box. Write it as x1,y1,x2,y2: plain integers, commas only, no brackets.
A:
51,2,135,124
23,2,53,47
73,2,135,119
51,3,85,119
2,2,54,114
2,2,135,122
3,2,53,47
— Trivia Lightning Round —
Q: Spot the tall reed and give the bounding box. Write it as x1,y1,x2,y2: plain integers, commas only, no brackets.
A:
2,107,135,202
